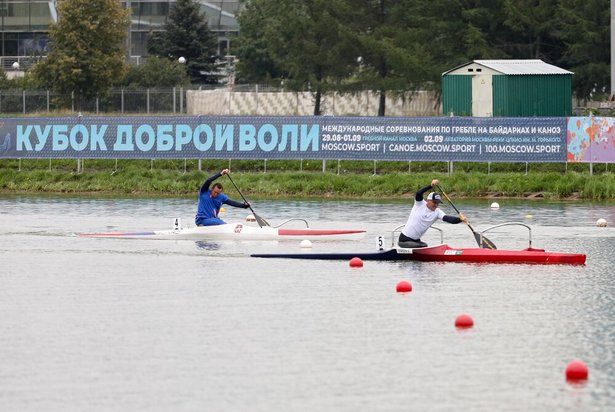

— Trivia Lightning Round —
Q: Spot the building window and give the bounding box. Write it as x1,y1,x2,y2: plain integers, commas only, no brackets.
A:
5,1,30,31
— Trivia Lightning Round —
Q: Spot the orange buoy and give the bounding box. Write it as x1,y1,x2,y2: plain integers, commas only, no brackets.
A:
455,314,474,328
396,280,412,293
566,360,589,381
349,257,363,267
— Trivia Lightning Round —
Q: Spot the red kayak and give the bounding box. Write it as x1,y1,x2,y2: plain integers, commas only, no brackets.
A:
251,244,586,265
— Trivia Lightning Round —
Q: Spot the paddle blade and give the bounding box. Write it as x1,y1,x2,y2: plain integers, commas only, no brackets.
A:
473,231,497,249
254,213,270,227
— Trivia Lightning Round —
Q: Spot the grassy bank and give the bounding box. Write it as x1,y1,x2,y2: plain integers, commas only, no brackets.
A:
0,159,613,200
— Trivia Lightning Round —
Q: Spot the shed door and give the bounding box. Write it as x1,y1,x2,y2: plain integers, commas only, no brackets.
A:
472,75,493,117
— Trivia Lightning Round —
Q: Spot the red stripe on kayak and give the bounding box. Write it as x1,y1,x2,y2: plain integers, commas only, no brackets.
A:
278,229,365,236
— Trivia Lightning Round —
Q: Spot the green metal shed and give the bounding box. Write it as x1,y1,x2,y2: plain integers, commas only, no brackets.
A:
442,60,573,117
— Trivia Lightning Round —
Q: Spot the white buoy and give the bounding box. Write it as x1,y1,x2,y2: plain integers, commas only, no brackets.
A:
246,214,256,222
300,239,312,248
490,202,500,209
525,214,533,219
596,218,608,227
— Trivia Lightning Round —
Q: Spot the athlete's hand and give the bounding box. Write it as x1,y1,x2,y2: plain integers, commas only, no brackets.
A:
459,213,467,223
431,179,439,187
221,168,230,175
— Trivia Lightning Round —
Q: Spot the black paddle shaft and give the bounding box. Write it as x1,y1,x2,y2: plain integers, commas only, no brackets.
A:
225,174,270,227
435,185,497,249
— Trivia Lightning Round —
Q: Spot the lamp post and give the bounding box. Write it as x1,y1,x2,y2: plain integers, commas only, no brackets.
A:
177,57,186,114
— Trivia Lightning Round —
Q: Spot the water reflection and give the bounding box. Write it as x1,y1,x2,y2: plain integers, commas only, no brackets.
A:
195,240,221,251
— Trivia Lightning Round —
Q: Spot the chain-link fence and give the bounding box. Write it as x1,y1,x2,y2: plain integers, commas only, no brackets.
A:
0,84,608,116
0,87,196,115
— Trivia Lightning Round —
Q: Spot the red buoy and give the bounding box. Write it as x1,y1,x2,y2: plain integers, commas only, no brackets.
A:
349,257,363,267
396,280,412,293
455,314,474,328
566,360,589,381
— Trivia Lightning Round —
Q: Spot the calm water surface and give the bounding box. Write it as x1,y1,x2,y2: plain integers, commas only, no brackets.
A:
0,195,614,411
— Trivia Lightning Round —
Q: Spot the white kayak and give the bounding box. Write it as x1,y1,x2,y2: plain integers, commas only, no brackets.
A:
79,222,366,241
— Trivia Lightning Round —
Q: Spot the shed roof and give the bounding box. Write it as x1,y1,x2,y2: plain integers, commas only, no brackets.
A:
443,59,573,76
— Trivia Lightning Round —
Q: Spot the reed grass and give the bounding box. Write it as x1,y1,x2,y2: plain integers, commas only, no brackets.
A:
0,159,613,200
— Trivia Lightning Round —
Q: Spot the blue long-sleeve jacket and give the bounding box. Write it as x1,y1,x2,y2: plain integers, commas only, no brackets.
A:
195,172,248,220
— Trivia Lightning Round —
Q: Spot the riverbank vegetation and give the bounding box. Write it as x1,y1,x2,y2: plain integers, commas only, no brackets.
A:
1,159,613,200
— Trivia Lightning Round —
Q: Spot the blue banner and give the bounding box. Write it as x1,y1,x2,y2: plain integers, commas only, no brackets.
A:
0,115,568,162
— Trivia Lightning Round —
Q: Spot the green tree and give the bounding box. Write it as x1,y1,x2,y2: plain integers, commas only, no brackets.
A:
30,0,129,105
343,0,436,115
236,0,354,115
404,0,512,84
121,57,190,88
556,0,610,101
502,0,564,61
235,0,287,83
147,0,219,83
0,70,8,89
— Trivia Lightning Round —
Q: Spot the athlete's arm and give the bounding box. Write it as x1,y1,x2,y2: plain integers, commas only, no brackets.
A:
415,185,433,202
200,172,222,194
224,198,250,208
443,215,463,224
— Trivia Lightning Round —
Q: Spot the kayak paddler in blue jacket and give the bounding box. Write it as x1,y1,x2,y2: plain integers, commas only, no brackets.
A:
195,169,250,226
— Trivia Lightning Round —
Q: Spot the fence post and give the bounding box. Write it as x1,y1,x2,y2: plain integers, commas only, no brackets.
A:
337,159,340,175
296,92,299,115
46,90,50,112
0,90,2,111
373,160,377,175
146,88,150,114
71,91,75,112
255,84,259,115
96,97,99,115
173,87,176,113
22,90,26,114
589,162,593,175
121,89,124,114
264,159,267,173
322,160,326,173
198,159,202,171
228,87,231,114
180,87,184,113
